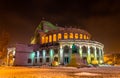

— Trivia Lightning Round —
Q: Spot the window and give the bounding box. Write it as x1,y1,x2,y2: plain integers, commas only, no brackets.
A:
45,36,48,43
80,34,83,39
58,33,62,40
40,58,42,63
84,35,87,40
41,36,45,44
87,36,89,39
64,33,68,39
69,33,73,39
28,58,32,63
53,34,56,42
75,33,78,39
46,58,49,62
49,35,52,42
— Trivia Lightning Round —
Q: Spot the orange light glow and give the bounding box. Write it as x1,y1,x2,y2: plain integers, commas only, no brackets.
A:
58,33,62,40
69,33,73,39
45,36,48,43
42,36,45,44
84,35,87,39
80,34,83,39
49,35,52,42
75,33,78,39
53,34,56,42
87,36,89,39
64,33,68,39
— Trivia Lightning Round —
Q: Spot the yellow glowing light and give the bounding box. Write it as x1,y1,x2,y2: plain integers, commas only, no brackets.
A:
42,36,45,44
49,35,52,42
87,36,89,39
64,33,68,39
58,33,62,40
45,36,48,43
92,59,98,65
53,34,56,42
69,33,73,39
84,35,87,40
80,34,83,39
75,33,78,39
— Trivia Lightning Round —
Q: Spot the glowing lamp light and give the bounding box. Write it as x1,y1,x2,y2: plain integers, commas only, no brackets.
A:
92,60,98,65
99,60,103,64
52,61,59,66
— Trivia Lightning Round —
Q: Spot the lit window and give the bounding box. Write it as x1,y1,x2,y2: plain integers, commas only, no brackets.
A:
75,33,78,39
53,34,56,42
84,35,87,40
87,36,89,39
45,36,48,43
64,33,68,39
58,33,62,40
42,36,45,44
69,33,73,39
80,34,83,39
49,35,52,42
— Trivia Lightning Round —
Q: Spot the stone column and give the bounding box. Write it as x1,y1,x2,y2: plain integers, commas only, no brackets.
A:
37,51,39,64
69,44,72,63
94,47,97,60
59,45,64,64
99,48,102,64
101,48,104,63
79,46,82,58
87,46,91,64
50,49,54,63
42,50,46,64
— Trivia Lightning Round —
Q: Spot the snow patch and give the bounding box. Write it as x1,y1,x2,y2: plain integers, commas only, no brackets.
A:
74,72,101,76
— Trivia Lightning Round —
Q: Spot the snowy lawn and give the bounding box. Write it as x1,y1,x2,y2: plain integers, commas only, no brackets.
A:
0,66,120,78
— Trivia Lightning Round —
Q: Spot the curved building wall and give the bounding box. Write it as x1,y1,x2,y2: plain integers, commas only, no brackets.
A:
40,28,91,44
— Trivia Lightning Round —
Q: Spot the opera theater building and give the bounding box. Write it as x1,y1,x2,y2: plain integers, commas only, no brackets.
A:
8,21,104,66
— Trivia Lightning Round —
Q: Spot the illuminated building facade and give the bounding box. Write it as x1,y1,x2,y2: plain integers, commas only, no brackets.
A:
13,21,104,66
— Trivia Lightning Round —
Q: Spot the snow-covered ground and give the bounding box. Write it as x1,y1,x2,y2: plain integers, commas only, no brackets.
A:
0,66,120,78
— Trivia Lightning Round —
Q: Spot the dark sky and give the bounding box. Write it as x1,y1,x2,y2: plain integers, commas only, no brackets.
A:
0,0,120,52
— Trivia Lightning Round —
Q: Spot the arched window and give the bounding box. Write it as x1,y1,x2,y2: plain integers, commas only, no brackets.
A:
90,47,94,54
45,36,48,43
96,48,99,56
64,33,68,39
87,36,89,39
82,46,87,54
69,33,73,39
75,33,78,39
80,34,83,39
58,33,62,40
84,35,87,40
64,45,69,53
53,34,56,42
49,35,52,42
41,36,45,44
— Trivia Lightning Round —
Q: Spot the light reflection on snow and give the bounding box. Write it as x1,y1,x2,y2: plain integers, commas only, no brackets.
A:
74,72,101,76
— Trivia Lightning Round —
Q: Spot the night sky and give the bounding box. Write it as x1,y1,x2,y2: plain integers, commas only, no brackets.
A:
0,0,120,53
